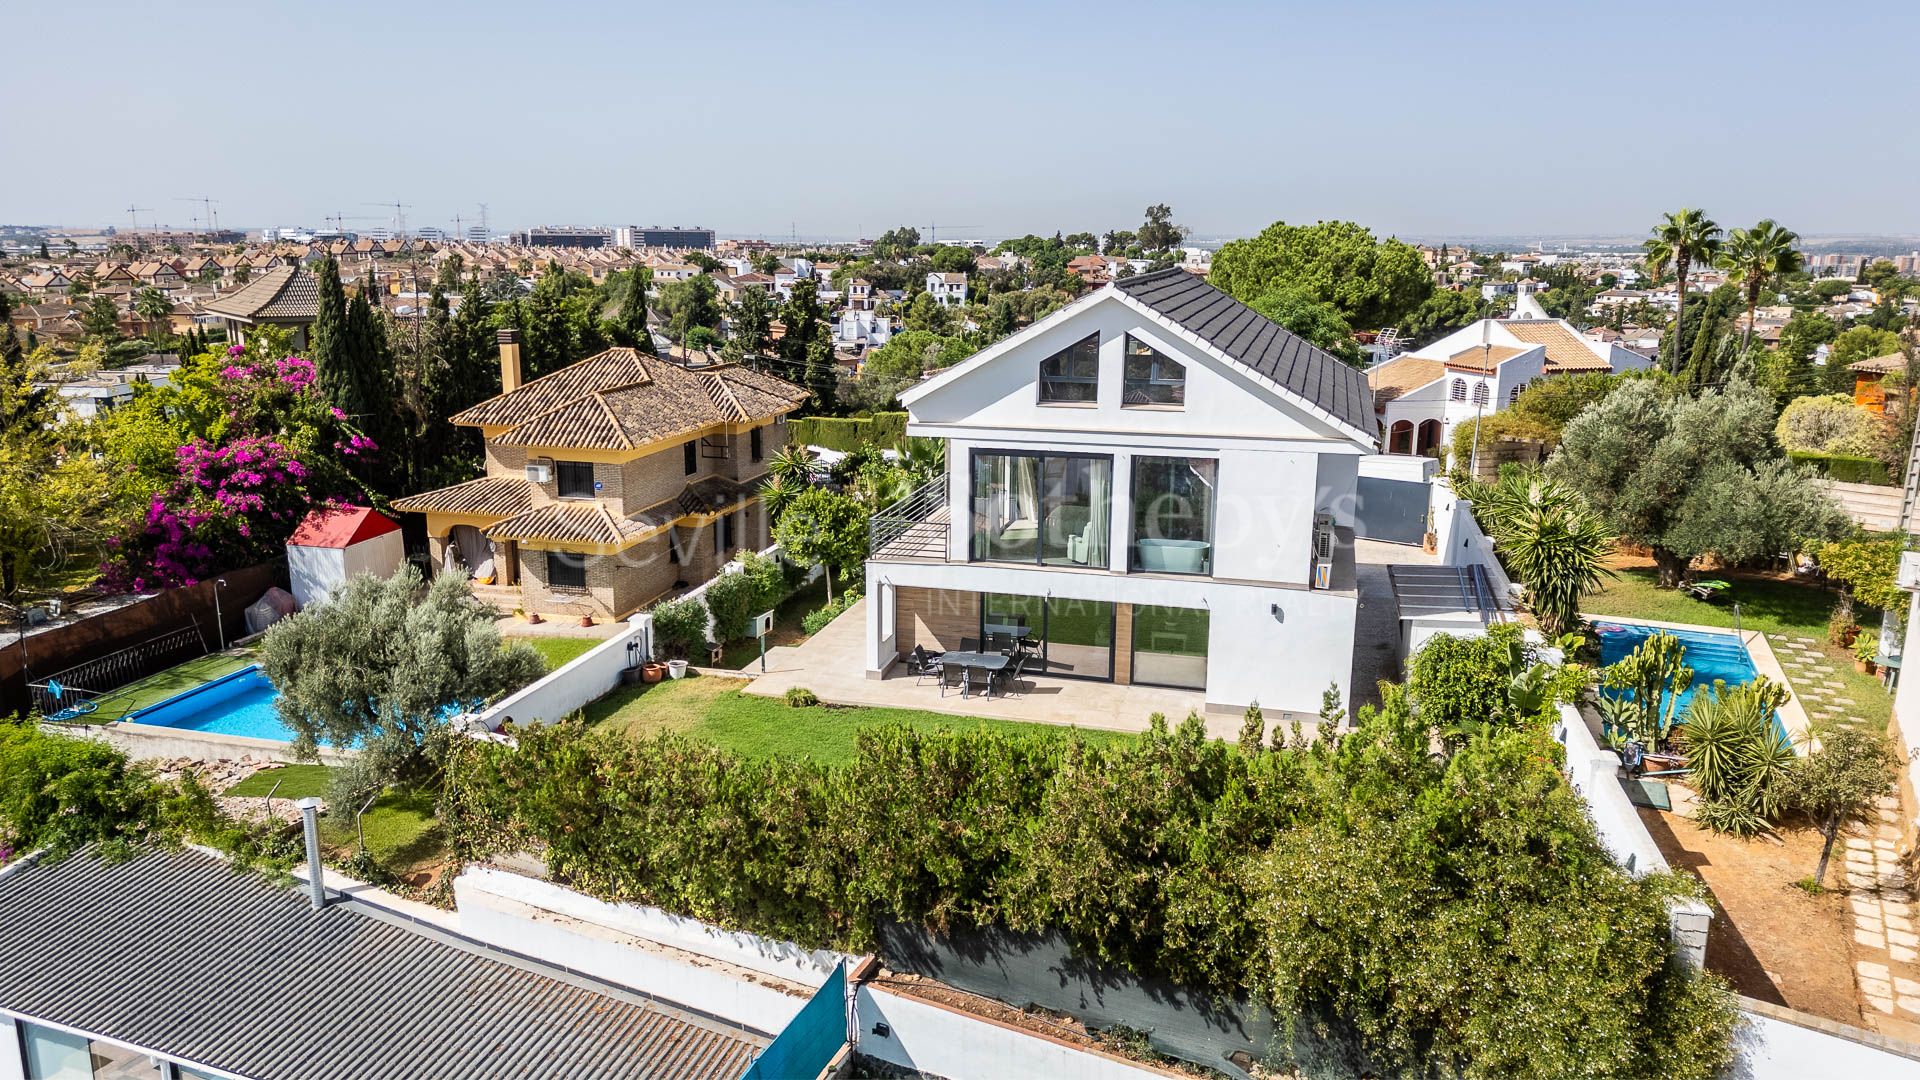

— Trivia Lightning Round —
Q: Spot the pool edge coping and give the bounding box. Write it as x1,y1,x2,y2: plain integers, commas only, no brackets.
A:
115,663,358,761
1585,613,1815,754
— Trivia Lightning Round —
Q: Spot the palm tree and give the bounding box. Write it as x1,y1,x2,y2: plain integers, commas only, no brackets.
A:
1643,208,1722,372
132,287,173,340
1716,219,1803,352
1472,464,1614,636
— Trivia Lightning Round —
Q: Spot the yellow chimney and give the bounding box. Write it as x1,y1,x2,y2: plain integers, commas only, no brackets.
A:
498,328,523,393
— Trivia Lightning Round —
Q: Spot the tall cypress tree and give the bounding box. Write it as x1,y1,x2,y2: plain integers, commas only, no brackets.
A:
309,255,350,405
0,292,22,371
804,334,837,415
614,267,655,355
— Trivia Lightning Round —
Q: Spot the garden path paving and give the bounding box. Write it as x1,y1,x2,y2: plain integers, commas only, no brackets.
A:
1847,799,1920,1037
1770,640,1875,735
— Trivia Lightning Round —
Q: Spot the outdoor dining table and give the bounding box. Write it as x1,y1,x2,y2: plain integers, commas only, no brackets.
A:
938,650,1009,698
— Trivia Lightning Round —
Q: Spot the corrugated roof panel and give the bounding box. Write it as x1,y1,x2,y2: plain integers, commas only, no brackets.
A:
0,848,771,1080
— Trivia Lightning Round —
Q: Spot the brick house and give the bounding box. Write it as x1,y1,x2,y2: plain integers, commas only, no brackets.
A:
393,331,809,621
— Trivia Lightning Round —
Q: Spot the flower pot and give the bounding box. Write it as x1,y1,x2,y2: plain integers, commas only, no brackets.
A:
642,662,665,684
667,660,689,680
525,611,543,625
1857,659,1877,675
1421,531,1438,555
578,615,594,628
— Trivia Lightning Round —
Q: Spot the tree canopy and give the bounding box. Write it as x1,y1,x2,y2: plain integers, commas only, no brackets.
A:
1550,379,1845,586
1209,220,1433,331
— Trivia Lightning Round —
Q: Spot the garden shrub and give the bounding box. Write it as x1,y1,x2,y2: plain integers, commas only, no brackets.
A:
784,687,820,707
1788,450,1891,486
447,684,1736,1078
800,588,861,635
701,569,759,644
787,412,907,452
649,596,709,658
1775,394,1885,459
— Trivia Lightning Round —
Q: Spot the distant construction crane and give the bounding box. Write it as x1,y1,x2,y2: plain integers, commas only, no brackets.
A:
124,204,152,232
174,196,220,235
364,200,414,238
924,222,978,246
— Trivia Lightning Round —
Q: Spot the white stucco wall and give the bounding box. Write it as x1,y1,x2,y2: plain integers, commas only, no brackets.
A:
473,617,644,729
1894,580,1920,819
865,558,1355,716
0,1015,22,1080
454,866,841,1034
856,986,1169,1080
1734,1002,1920,1078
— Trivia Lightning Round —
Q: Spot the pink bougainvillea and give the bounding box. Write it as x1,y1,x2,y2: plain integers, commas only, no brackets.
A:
102,348,376,591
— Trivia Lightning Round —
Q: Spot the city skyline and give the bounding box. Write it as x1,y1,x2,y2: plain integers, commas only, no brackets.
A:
3,1,1919,240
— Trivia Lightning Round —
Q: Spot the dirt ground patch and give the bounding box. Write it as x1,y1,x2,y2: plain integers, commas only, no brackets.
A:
1638,801,1863,1025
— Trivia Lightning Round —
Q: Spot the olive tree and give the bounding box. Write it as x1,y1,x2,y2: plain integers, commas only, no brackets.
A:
1551,379,1845,587
1793,725,1898,886
260,566,543,804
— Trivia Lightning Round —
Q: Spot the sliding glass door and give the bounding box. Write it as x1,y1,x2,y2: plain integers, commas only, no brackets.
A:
982,592,1115,681
970,450,1112,568
1131,605,1208,689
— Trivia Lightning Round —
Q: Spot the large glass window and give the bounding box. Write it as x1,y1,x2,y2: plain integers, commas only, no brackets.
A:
983,593,1114,681
1131,605,1208,689
1037,333,1100,403
1122,334,1184,406
22,1022,93,1080
555,460,595,499
970,451,1111,566
1130,456,1217,575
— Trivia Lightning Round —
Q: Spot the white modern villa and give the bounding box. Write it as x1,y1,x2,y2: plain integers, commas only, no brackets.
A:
862,267,1376,718
1366,286,1654,456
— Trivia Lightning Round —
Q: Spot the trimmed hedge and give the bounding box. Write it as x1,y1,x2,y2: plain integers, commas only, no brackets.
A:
789,413,907,452
1788,450,1891,486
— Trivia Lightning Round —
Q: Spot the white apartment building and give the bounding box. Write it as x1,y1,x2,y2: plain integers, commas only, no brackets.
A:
863,268,1374,717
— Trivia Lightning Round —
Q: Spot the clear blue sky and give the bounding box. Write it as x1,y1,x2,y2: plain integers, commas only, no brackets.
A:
4,0,1917,241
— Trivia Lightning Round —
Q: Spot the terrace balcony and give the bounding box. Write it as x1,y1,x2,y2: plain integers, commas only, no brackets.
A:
869,475,949,563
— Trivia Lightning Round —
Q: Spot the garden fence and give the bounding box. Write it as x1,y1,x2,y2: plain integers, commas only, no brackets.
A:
25,622,209,717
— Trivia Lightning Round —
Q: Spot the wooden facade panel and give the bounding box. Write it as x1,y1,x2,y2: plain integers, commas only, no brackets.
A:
896,587,981,657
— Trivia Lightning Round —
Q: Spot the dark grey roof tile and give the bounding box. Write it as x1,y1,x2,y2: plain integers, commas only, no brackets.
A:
1115,268,1375,436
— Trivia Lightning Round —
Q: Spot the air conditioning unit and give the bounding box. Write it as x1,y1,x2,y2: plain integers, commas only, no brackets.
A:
525,461,552,483
1310,514,1336,589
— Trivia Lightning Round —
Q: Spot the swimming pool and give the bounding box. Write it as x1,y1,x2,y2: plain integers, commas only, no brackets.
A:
1593,621,1788,743
124,665,315,744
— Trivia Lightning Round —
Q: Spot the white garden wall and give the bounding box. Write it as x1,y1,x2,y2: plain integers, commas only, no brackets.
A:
855,985,1173,1080
471,617,644,730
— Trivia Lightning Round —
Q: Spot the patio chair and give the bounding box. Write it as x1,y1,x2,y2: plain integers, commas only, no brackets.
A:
1682,578,1731,603
939,661,966,697
906,645,944,685
959,637,981,653
995,653,1028,697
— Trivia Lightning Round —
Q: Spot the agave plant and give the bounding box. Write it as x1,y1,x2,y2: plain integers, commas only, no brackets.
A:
767,444,817,487
1679,677,1795,835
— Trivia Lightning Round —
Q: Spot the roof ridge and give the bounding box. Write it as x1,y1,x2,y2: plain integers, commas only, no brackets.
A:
590,391,635,449
702,370,746,420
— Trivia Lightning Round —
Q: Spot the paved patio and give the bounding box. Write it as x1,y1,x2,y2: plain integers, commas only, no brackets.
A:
1349,537,1440,713
740,599,1235,738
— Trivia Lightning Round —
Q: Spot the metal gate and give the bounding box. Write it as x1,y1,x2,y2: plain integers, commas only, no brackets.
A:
1354,476,1429,545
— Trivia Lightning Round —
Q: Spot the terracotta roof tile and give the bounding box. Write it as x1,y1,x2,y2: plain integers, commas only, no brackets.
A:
1445,344,1527,372
1366,356,1444,405
1499,320,1610,373
391,475,534,517
200,266,320,320
455,348,807,452
1850,352,1907,374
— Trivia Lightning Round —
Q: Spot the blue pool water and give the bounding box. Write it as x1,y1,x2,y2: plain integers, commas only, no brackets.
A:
125,666,312,744
1593,621,1787,743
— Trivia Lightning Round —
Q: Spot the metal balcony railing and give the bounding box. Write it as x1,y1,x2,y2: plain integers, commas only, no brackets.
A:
869,475,949,561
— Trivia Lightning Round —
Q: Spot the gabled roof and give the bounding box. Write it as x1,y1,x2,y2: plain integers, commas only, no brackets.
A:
1366,356,1445,405
1115,268,1374,435
1445,344,1529,373
0,847,767,1080
201,265,321,321
452,348,807,452
1499,319,1612,373
288,505,401,548
1850,352,1907,374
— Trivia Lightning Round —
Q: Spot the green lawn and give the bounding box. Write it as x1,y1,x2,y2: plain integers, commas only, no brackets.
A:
1584,565,1892,732
507,635,600,672
85,649,257,724
716,576,830,671
224,764,331,798
223,765,444,876
583,673,1131,766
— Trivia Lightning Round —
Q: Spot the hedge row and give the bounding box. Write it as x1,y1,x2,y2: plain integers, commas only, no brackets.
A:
447,694,1735,1078
789,412,908,452
1788,450,1892,486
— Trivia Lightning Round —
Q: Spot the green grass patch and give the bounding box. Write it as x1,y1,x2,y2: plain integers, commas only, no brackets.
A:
85,649,257,724
583,673,1131,766
507,635,600,672
224,764,331,798
321,787,444,872
716,576,829,670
